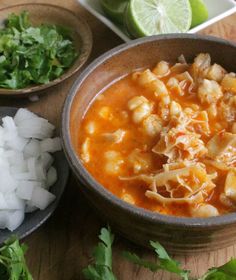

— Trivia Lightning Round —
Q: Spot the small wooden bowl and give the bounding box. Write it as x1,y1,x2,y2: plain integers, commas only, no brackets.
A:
0,3,92,98
62,34,236,254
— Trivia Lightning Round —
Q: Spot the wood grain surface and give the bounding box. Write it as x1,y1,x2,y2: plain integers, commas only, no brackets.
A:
1,0,236,279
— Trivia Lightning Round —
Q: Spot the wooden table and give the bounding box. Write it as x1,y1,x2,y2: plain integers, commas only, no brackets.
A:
1,0,236,279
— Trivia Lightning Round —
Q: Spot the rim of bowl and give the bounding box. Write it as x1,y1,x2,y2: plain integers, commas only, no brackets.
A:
62,33,236,228
0,3,93,97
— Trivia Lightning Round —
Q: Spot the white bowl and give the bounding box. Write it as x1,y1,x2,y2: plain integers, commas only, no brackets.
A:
78,0,236,42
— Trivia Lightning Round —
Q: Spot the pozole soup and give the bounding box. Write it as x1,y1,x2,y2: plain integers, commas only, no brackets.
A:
77,53,236,218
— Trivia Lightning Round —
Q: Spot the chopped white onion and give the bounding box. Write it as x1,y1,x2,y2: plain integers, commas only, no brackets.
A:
31,187,56,210
5,210,25,231
16,181,39,200
0,193,8,209
40,152,54,170
0,168,18,193
24,139,41,158
0,108,61,231
40,137,62,153
46,166,57,189
14,108,38,125
0,210,24,231
4,193,25,210
2,116,17,132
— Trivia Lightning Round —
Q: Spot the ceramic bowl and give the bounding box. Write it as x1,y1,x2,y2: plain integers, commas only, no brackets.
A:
0,3,92,98
62,34,236,253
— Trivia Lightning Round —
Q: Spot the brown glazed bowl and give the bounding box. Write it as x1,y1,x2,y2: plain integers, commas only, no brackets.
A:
62,34,236,254
0,3,92,98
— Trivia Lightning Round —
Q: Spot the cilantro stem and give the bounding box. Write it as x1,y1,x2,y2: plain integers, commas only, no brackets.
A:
0,255,12,262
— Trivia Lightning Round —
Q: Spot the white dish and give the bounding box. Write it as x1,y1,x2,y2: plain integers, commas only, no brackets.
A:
78,0,236,42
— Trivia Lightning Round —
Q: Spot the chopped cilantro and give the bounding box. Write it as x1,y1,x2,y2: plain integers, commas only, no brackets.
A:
0,11,78,89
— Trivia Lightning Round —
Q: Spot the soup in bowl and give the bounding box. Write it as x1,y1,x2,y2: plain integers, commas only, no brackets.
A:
62,35,236,253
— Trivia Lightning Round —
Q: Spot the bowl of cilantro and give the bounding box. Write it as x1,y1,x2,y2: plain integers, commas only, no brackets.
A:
0,3,92,97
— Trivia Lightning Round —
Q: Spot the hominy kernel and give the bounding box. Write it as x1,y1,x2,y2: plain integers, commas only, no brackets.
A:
153,61,170,77
136,69,157,86
191,204,219,218
221,74,236,93
206,63,226,82
198,79,223,104
167,77,183,96
105,161,121,175
170,101,182,116
104,150,120,160
132,102,153,123
122,193,135,205
207,104,217,118
102,129,126,144
85,121,96,134
104,150,124,175
143,114,162,136
161,95,171,105
98,106,113,120
127,96,148,111
121,111,129,119
220,193,235,208
81,138,90,163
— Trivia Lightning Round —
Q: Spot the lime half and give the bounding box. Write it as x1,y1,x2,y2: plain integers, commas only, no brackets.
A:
125,0,192,37
189,0,208,28
101,0,128,25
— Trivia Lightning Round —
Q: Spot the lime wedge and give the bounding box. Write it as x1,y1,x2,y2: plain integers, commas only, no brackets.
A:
100,0,128,25
124,3,140,38
125,0,192,38
189,0,208,28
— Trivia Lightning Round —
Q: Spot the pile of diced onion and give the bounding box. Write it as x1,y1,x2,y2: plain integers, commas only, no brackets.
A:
0,108,62,231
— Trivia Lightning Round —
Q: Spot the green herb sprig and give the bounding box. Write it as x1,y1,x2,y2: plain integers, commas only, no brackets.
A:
123,241,190,279
83,227,117,280
0,11,78,89
0,237,32,280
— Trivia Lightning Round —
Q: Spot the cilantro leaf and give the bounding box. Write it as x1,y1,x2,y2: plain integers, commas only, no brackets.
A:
123,251,160,272
150,241,190,280
83,227,117,280
123,241,190,280
7,11,30,31
0,237,32,280
198,259,236,280
83,265,116,280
